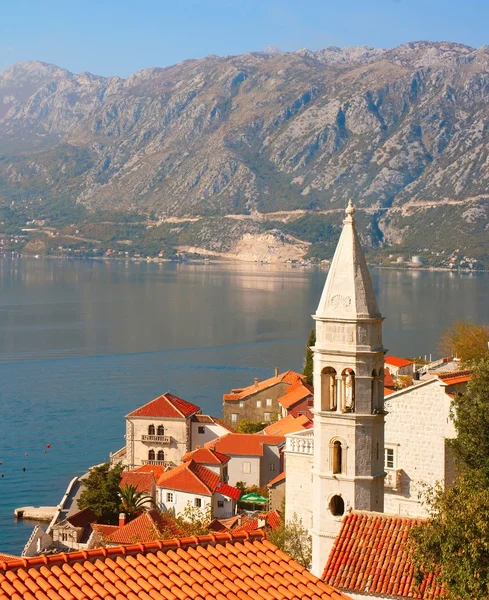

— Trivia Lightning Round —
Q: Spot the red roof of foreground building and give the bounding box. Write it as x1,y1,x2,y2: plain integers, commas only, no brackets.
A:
278,380,313,410
385,356,414,368
127,392,200,419
182,446,230,465
105,509,182,544
205,432,285,456
0,554,18,564
120,471,155,493
437,369,471,386
132,463,167,479
0,531,351,600
323,511,443,599
156,460,241,500
264,414,312,435
223,370,305,401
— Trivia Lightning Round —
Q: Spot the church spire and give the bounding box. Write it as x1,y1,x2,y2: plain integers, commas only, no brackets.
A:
316,200,380,321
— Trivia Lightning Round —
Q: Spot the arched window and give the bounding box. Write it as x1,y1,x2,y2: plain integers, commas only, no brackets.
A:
321,367,337,411
148,449,155,461
329,495,345,517
148,424,155,436
157,425,164,436
371,369,377,412
157,450,165,461
341,368,355,412
333,441,342,474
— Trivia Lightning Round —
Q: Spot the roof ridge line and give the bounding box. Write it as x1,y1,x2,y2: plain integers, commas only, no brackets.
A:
0,530,265,572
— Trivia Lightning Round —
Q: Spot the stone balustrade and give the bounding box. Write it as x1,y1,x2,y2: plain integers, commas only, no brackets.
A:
285,431,314,455
141,434,172,444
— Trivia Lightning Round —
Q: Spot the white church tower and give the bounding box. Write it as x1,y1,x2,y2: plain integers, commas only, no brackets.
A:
311,200,386,576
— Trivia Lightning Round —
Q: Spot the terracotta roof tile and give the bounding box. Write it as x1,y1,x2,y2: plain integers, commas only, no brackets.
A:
0,532,350,599
205,433,285,456
120,472,155,493
322,511,442,599
106,510,182,544
131,464,167,479
264,415,312,436
384,387,396,396
267,471,285,487
384,368,396,388
61,508,97,528
385,356,414,368
127,393,200,419
181,447,230,465
437,370,471,385
223,371,305,402
0,555,19,564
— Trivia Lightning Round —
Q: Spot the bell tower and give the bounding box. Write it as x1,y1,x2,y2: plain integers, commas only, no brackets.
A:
311,200,386,576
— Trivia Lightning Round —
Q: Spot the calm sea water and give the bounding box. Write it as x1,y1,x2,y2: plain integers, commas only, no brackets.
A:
1,258,488,553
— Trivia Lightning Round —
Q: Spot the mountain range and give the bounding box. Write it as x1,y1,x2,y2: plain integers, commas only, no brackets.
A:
1,41,489,265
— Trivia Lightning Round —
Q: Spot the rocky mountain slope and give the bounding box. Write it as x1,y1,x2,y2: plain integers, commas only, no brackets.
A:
1,42,489,264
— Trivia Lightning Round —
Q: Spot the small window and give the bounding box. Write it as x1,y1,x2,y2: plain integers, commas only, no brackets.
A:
239,401,245,408
157,450,165,461
194,498,202,508
148,424,155,436
148,449,155,461
329,495,345,517
264,412,272,421
217,500,224,508
256,400,262,408
269,463,276,472
157,425,164,436
61,533,68,542
198,426,205,434
231,413,238,423
385,448,395,470
242,462,251,474
333,441,342,475
266,398,272,407
166,492,174,503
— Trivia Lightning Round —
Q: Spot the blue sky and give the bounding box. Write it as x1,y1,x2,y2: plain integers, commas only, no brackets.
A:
1,0,488,77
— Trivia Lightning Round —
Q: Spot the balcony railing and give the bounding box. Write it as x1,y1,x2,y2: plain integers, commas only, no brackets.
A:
285,430,314,455
142,459,176,468
141,435,172,444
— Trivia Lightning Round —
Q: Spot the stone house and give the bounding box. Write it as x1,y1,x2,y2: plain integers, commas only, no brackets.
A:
190,414,233,448
384,370,470,517
267,471,286,512
51,508,98,551
182,446,230,481
384,356,415,378
156,460,241,520
278,381,314,418
124,393,201,469
204,433,285,488
222,370,305,427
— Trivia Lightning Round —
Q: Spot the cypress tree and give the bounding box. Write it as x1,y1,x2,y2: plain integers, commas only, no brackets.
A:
302,329,316,386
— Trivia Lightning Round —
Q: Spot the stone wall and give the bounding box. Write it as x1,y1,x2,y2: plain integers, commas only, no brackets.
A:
285,451,313,531
223,382,289,428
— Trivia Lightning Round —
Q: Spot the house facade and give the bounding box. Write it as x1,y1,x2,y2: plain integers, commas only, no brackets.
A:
223,370,305,427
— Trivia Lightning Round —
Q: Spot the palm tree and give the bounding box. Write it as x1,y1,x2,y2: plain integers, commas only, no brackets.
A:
118,484,154,519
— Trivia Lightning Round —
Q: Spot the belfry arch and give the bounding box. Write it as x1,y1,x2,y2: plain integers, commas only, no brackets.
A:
340,368,355,412
321,367,337,411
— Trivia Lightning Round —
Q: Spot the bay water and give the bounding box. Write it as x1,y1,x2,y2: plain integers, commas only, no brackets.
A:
0,258,488,554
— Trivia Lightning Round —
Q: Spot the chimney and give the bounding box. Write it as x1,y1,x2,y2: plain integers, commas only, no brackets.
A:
119,513,127,528
254,378,259,388
274,367,279,377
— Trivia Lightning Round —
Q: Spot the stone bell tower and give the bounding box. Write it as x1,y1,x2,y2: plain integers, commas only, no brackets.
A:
311,200,386,576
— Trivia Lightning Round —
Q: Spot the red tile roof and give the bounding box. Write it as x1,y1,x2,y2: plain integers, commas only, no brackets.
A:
120,471,155,493
61,507,97,528
0,531,351,600
106,509,182,544
205,433,285,456
156,460,241,500
437,369,471,385
385,356,414,368
267,470,286,487
132,464,167,479
191,414,235,431
323,511,442,599
92,524,119,538
278,381,313,410
264,414,312,435
182,447,230,465
384,367,396,388
223,370,305,401
127,392,201,419
0,555,18,564
384,387,396,396
231,511,282,534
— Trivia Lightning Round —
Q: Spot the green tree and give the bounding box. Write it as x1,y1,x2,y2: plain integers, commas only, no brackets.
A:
236,420,266,434
157,503,212,538
438,321,489,366
118,483,154,519
410,358,489,600
78,463,124,525
268,513,312,569
302,329,315,385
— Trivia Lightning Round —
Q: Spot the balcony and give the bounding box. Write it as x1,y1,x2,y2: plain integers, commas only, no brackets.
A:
285,430,314,455
141,435,172,445
142,459,176,468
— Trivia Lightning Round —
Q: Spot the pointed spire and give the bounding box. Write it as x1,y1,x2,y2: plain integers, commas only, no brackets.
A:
315,201,381,320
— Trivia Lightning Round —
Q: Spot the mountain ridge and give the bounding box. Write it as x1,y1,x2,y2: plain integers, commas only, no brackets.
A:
1,41,489,266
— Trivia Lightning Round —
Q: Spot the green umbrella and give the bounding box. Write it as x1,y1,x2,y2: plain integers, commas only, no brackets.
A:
240,493,268,504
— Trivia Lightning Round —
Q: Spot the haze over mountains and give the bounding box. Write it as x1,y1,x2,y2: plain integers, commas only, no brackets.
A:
1,41,489,263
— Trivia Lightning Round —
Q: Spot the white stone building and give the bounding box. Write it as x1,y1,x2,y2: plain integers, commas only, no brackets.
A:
384,370,469,516
190,415,233,448
156,460,241,520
